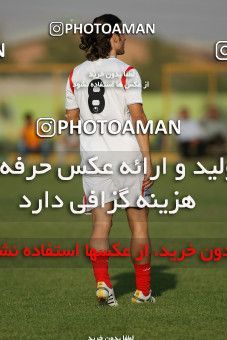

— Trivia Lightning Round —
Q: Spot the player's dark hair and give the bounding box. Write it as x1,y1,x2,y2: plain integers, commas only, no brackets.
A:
79,14,122,61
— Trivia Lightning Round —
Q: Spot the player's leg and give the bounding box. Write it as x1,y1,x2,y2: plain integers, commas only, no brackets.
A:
90,202,118,306
126,207,150,264
126,207,155,303
90,202,113,248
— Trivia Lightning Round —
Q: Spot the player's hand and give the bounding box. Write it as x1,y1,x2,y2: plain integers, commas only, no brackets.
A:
65,111,75,122
143,162,154,189
65,109,80,123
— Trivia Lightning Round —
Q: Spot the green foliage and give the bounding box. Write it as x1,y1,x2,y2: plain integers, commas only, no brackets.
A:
138,37,179,91
41,34,85,64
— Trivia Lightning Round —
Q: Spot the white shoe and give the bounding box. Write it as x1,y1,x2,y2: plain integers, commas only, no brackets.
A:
96,281,118,307
132,289,156,304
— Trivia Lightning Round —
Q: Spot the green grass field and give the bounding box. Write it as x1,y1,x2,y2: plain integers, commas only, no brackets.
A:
0,160,226,339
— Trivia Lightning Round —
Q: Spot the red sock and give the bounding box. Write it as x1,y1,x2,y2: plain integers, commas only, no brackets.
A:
134,262,151,296
91,256,112,288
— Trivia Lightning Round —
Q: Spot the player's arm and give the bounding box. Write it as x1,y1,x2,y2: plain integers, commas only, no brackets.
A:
128,103,153,189
65,69,80,123
125,67,153,189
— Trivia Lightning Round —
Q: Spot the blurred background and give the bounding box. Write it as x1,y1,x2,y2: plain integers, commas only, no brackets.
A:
0,5,226,337
0,0,227,163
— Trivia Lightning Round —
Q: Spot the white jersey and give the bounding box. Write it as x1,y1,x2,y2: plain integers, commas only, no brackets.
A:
65,56,143,166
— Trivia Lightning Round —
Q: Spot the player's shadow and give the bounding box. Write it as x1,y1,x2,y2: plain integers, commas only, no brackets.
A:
111,265,177,298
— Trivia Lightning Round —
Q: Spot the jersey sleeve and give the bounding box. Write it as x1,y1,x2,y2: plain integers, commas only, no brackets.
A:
124,68,143,105
65,70,79,110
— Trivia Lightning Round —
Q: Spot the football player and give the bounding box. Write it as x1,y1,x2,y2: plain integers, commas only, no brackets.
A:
65,14,155,306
